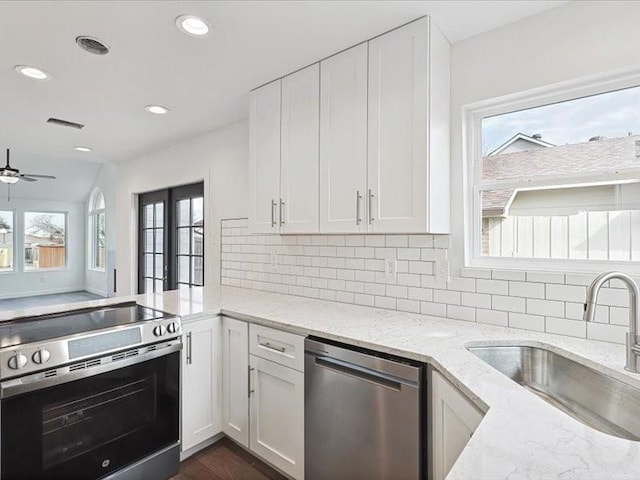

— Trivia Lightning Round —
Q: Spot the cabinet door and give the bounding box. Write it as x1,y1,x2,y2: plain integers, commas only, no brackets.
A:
319,43,368,233
281,63,320,234
249,80,281,233
182,317,220,452
221,317,249,447
250,355,304,480
367,18,429,233
431,370,484,480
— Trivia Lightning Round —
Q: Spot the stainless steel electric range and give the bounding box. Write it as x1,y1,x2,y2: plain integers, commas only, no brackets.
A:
0,302,182,480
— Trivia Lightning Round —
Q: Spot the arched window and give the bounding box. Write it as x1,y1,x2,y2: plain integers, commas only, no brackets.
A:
89,188,106,271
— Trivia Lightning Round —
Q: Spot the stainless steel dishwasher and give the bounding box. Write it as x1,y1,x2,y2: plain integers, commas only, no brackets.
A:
305,337,426,480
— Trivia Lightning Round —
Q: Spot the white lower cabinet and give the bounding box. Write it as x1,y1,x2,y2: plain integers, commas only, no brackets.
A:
181,316,221,452
431,370,484,480
250,355,305,480
221,316,249,447
220,317,305,479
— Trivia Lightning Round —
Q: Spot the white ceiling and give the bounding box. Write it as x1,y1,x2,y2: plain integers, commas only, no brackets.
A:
0,0,565,167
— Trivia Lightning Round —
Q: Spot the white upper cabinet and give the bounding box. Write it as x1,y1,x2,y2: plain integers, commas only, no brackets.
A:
281,64,320,234
249,80,282,234
368,17,450,233
319,43,369,233
249,16,450,235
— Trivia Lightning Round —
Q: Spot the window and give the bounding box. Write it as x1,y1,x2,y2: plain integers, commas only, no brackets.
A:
175,193,204,289
89,189,106,271
0,210,14,272
468,77,640,270
24,212,67,270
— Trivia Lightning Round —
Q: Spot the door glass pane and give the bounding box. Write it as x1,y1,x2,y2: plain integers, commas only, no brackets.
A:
154,203,164,228
145,254,153,276
145,230,153,252
144,205,153,228
178,228,190,255
192,257,203,286
178,256,189,283
177,200,190,227
192,227,204,255
191,197,203,226
155,279,163,292
154,254,163,279
154,228,163,253
178,283,189,290
145,278,153,293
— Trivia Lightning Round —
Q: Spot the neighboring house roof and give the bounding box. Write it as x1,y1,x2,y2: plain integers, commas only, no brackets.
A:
482,134,640,217
488,132,555,156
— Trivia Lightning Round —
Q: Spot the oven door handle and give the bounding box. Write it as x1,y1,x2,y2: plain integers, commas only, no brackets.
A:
0,341,182,400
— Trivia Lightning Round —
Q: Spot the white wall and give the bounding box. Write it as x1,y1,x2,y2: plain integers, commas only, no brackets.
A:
450,0,640,273
116,120,248,295
85,163,118,297
0,198,86,299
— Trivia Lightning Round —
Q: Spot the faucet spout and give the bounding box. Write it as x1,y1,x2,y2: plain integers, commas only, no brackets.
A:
584,271,640,372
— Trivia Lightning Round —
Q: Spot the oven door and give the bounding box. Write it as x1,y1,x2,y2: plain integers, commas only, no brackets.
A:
0,347,180,480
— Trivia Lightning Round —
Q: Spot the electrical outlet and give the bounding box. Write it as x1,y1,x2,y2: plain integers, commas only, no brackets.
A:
435,258,450,284
384,258,396,280
40,277,46,283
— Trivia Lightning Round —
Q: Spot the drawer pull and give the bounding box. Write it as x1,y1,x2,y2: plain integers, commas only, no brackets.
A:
259,342,286,353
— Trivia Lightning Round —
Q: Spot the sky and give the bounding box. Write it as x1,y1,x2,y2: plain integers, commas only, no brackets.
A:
482,85,640,155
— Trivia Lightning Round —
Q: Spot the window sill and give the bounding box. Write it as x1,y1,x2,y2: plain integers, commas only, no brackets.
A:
88,267,106,273
466,257,640,278
24,268,69,273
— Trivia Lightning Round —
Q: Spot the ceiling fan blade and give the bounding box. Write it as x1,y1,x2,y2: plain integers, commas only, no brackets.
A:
19,176,37,182
21,174,56,179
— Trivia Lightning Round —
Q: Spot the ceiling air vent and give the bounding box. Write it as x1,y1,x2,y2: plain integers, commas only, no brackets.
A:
47,117,85,130
76,36,110,55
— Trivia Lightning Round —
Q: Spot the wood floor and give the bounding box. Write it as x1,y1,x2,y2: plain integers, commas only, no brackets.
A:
171,438,288,480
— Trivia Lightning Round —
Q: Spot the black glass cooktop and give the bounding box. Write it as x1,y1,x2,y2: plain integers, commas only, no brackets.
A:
0,303,169,348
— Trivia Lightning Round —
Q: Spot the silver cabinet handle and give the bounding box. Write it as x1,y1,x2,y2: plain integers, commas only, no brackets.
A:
368,189,375,224
248,365,255,397
186,332,192,365
259,342,286,353
271,199,277,227
356,190,363,225
279,198,285,226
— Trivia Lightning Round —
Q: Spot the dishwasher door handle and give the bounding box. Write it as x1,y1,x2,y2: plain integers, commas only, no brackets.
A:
314,356,407,391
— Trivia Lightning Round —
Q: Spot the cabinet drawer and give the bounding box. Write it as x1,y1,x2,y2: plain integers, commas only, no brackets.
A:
249,324,305,372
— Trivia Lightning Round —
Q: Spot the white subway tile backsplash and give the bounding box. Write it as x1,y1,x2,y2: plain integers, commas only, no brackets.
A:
527,271,565,284
492,295,526,313
509,312,545,332
527,298,564,317
477,279,509,295
545,284,586,303
220,219,630,345
476,308,508,327
461,292,491,309
545,317,586,338
447,305,475,322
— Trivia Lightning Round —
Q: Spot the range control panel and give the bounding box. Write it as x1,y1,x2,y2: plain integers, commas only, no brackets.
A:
0,318,181,380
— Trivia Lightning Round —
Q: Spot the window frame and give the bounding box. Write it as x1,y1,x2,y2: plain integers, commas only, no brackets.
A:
0,209,16,274
88,189,106,272
23,210,68,272
464,66,640,274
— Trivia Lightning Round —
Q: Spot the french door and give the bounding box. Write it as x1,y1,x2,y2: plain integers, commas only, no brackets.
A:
138,182,204,294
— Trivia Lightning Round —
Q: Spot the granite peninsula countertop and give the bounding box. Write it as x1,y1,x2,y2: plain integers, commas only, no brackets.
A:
2,285,639,479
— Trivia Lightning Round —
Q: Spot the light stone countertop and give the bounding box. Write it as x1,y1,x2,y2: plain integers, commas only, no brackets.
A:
2,285,639,479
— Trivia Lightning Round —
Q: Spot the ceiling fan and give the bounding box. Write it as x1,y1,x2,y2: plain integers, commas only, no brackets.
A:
0,149,56,184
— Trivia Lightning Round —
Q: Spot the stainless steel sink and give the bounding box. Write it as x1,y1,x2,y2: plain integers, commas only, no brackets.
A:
467,344,640,440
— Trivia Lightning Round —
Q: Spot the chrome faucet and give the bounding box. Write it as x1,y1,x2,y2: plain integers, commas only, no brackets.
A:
584,271,640,373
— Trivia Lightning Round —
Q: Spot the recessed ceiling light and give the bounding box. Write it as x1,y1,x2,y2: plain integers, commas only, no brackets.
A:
145,105,170,115
73,146,92,152
175,15,210,37
14,65,50,80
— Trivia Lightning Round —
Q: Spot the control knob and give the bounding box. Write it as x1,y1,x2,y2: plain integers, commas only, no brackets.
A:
32,349,51,365
167,322,180,334
8,353,28,370
153,325,166,337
